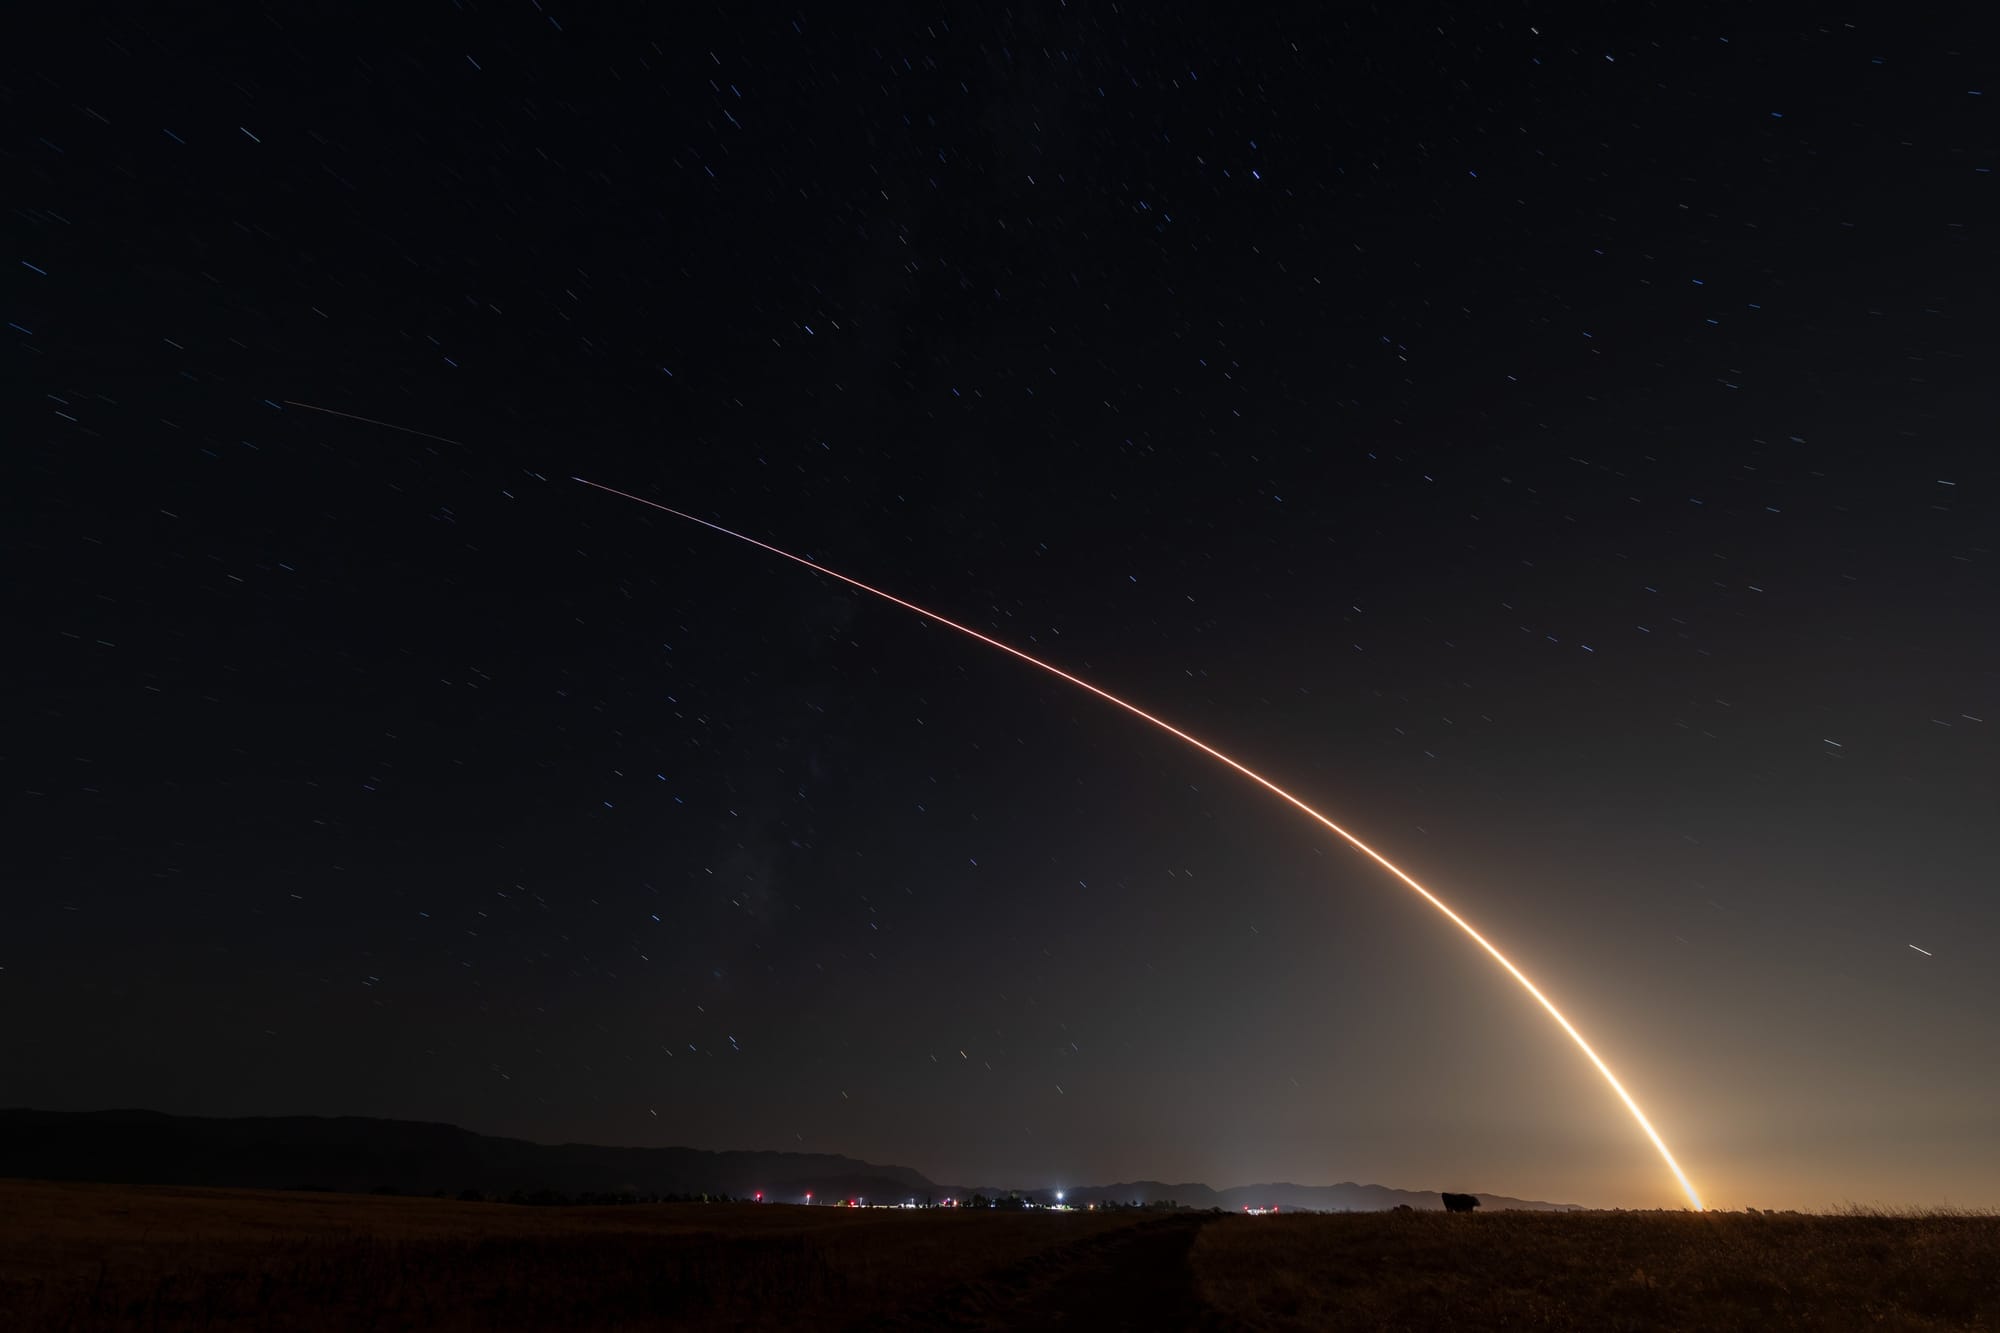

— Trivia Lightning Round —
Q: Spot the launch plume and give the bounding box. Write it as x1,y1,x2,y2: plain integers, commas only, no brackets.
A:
274,402,1703,1209
573,477,1705,1211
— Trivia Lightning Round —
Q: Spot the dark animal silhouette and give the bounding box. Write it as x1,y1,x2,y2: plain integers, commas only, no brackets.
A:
1391,1204,1414,1213
1440,1192,1481,1213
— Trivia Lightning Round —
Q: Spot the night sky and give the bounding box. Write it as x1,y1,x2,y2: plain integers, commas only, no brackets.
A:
10,7,1998,1211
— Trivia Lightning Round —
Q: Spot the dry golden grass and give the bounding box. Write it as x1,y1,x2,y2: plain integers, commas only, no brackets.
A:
0,1178,1145,1331
1191,1207,2000,1331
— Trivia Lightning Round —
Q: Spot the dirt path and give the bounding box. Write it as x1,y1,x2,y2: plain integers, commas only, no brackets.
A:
859,1213,1215,1330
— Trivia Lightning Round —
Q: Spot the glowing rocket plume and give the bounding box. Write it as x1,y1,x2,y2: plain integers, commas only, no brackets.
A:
572,478,1704,1211
277,405,1699,1208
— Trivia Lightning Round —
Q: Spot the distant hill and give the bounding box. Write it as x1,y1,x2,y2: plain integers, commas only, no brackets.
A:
0,1109,1578,1210
1052,1180,1579,1212
0,1109,929,1202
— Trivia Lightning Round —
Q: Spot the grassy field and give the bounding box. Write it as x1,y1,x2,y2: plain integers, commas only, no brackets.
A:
1192,1207,2000,1331
8,1178,1998,1330
0,1178,1146,1331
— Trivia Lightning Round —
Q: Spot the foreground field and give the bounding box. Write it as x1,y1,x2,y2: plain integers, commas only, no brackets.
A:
1193,1208,2000,1331
0,1179,1166,1330
6,1179,1997,1331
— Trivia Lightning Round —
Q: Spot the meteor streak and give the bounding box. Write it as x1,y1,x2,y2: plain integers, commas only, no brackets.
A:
574,477,1706,1211
278,404,1703,1208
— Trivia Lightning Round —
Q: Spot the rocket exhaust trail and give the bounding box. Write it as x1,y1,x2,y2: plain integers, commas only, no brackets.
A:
574,478,1705,1211
278,386,1704,1200
284,388,1705,1208
282,396,1700,1208
576,474,1704,1200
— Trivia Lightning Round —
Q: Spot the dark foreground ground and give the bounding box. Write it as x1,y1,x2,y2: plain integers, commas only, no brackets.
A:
4,1179,1996,1331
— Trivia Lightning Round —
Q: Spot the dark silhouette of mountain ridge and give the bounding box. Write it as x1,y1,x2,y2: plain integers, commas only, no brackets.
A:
0,1108,927,1201
0,1109,1579,1210
1051,1179,1578,1212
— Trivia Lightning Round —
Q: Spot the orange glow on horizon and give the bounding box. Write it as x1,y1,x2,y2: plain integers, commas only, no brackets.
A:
572,477,1705,1212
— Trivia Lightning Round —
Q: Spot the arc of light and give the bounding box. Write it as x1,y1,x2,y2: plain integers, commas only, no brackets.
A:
572,477,1703,1211
280,408,1700,1207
